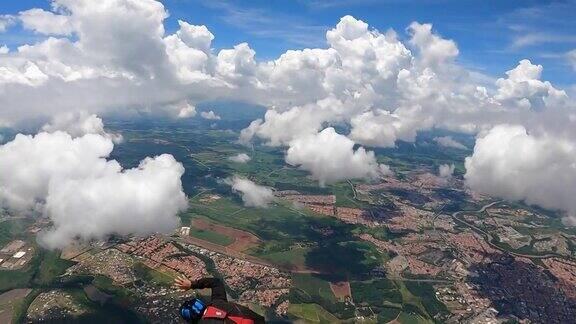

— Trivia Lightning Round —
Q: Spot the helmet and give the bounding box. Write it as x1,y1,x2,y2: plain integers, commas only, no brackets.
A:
180,298,207,322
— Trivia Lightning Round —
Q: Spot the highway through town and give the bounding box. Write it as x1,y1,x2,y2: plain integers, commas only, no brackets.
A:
450,201,566,260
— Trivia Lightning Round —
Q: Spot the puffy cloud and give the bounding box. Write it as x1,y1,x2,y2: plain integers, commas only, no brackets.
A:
434,136,467,150
229,153,251,163
241,15,416,146
438,164,455,178
0,131,187,248
0,15,15,33
176,102,197,118
154,101,196,119
215,43,258,86
349,109,419,148
240,103,328,147
41,111,122,142
240,16,545,160
407,22,459,66
286,127,389,185
200,110,221,120
224,176,274,208
464,125,576,225
1,2,569,149
495,59,567,110
0,131,116,212
0,0,176,124
163,20,216,84
19,8,74,35
238,119,261,146
175,20,214,53
1,1,575,219
0,0,248,126
0,1,571,140
41,154,187,248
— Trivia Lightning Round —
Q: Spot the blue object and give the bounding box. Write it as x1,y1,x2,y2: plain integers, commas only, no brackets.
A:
180,298,207,322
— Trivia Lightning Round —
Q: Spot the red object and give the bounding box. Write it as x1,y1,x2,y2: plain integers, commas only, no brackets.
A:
202,306,255,324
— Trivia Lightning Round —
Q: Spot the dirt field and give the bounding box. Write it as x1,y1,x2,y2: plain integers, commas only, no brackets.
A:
330,281,351,300
191,219,261,252
61,244,92,260
0,288,32,324
181,235,274,268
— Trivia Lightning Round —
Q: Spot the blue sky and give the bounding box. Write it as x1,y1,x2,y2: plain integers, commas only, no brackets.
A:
1,0,575,87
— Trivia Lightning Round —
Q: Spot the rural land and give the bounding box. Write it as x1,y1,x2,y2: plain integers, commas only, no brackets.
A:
1,109,575,323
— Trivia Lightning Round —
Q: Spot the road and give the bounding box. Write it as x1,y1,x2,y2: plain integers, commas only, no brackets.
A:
450,201,565,260
347,180,357,199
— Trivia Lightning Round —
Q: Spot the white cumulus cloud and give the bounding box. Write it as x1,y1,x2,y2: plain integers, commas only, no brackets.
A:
286,127,390,185
224,176,274,208
200,110,221,120
0,15,15,33
0,131,187,248
438,164,455,178
229,153,251,163
495,59,567,110
434,136,467,150
19,8,74,35
465,125,576,226
0,0,575,224
41,111,122,142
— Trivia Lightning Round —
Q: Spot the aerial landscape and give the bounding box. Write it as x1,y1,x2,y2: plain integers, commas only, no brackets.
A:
0,0,575,323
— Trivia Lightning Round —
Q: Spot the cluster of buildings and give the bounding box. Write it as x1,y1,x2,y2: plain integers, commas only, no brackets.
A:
276,190,379,227
385,199,437,232
85,234,292,317
179,227,191,236
445,232,498,264
276,191,337,217
0,240,34,270
23,166,576,323
117,236,208,281
533,234,571,256
354,171,576,323
182,242,292,314
435,283,497,323
542,258,576,299
131,279,196,323
198,194,221,203
26,290,87,322
68,248,135,284
472,255,576,323
358,233,446,277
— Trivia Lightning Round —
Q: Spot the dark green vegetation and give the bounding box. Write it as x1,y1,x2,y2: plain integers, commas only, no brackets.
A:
11,289,42,324
33,287,142,324
0,260,39,294
8,117,569,323
103,120,476,322
0,218,32,247
305,241,384,275
34,250,76,286
287,303,340,323
187,195,384,275
0,215,143,323
133,262,174,286
351,279,447,323
0,253,142,323
289,274,355,320
0,247,76,294
375,130,472,174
